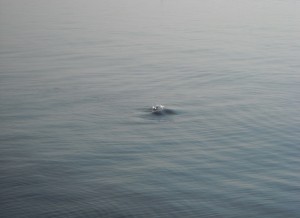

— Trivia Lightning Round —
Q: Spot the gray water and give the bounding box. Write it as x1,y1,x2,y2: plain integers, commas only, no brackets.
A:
1,0,300,217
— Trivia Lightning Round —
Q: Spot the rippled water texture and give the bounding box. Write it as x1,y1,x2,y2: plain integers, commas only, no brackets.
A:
1,0,300,217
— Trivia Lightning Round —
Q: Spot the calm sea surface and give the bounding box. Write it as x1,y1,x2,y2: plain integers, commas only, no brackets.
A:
1,0,300,217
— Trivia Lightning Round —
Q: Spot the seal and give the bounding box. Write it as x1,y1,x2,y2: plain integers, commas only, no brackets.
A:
152,105,165,113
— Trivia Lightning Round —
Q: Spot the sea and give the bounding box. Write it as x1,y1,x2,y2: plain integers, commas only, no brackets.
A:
0,0,300,217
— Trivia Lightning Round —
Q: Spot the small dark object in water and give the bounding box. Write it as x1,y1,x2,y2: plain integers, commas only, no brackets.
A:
151,105,176,115
152,105,165,113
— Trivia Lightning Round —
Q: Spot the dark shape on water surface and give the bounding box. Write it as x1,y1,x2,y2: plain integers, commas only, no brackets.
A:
151,105,176,115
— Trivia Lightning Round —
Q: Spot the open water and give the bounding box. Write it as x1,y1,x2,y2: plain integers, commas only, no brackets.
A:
1,0,300,217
